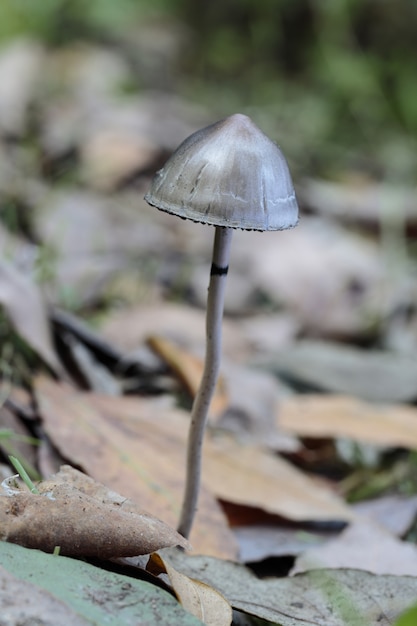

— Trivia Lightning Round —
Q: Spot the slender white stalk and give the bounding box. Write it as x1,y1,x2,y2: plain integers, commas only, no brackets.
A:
177,226,233,539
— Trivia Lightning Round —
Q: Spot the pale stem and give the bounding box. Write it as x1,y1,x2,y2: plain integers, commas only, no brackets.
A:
177,226,233,539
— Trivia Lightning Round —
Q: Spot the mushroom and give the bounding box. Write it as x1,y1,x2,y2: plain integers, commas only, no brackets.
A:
144,113,298,538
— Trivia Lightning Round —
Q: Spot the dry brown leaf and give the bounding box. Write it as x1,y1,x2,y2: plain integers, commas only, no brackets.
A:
147,335,228,418
0,468,189,558
35,378,352,562
292,520,417,576
34,376,237,559
203,435,353,523
153,551,232,626
279,394,417,449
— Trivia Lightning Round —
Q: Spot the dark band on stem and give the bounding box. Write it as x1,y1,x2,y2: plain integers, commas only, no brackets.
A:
210,263,229,276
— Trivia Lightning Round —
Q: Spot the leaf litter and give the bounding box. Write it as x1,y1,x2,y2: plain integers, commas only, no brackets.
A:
291,519,417,577
0,464,189,558
2,219,417,625
34,376,352,548
0,260,65,377
152,551,233,626
34,375,238,560
279,393,417,449
264,339,417,403
158,547,417,626
2,261,417,622
0,541,203,626
1,28,417,626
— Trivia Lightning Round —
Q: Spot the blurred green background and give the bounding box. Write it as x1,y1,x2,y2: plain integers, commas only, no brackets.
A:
0,0,416,181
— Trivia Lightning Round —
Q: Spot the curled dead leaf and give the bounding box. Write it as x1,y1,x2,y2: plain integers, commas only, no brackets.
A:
0,470,190,558
151,550,232,626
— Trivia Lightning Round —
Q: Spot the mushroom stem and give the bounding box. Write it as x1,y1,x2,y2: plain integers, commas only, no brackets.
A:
178,225,233,539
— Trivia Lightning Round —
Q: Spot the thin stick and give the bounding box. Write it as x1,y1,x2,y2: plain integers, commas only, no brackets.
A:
177,226,233,539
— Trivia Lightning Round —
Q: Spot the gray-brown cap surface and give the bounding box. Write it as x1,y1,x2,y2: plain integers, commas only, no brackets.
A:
145,113,298,231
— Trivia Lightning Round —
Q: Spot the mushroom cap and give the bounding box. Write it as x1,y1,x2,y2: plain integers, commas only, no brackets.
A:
144,113,298,231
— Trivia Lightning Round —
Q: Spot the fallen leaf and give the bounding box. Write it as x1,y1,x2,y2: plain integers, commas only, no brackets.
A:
279,394,417,449
35,376,237,559
36,377,352,552
51,307,126,369
0,260,64,376
234,525,332,563
147,335,228,418
0,565,90,626
59,331,121,394
153,551,232,626
36,377,352,537
203,435,353,523
164,548,417,626
353,495,417,537
267,339,417,402
0,541,203,626
0,467,189,558
396,603,417,626
292,520,417,576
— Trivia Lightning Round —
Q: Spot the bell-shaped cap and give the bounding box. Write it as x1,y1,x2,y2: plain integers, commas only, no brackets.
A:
145,113,298,231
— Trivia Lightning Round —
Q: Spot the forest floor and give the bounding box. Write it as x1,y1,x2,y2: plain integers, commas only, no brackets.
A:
0,33,417,626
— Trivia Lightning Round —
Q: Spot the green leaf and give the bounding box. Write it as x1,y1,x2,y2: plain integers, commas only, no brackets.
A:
395,604,417,626
0,541,203,625
9,455,40,493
